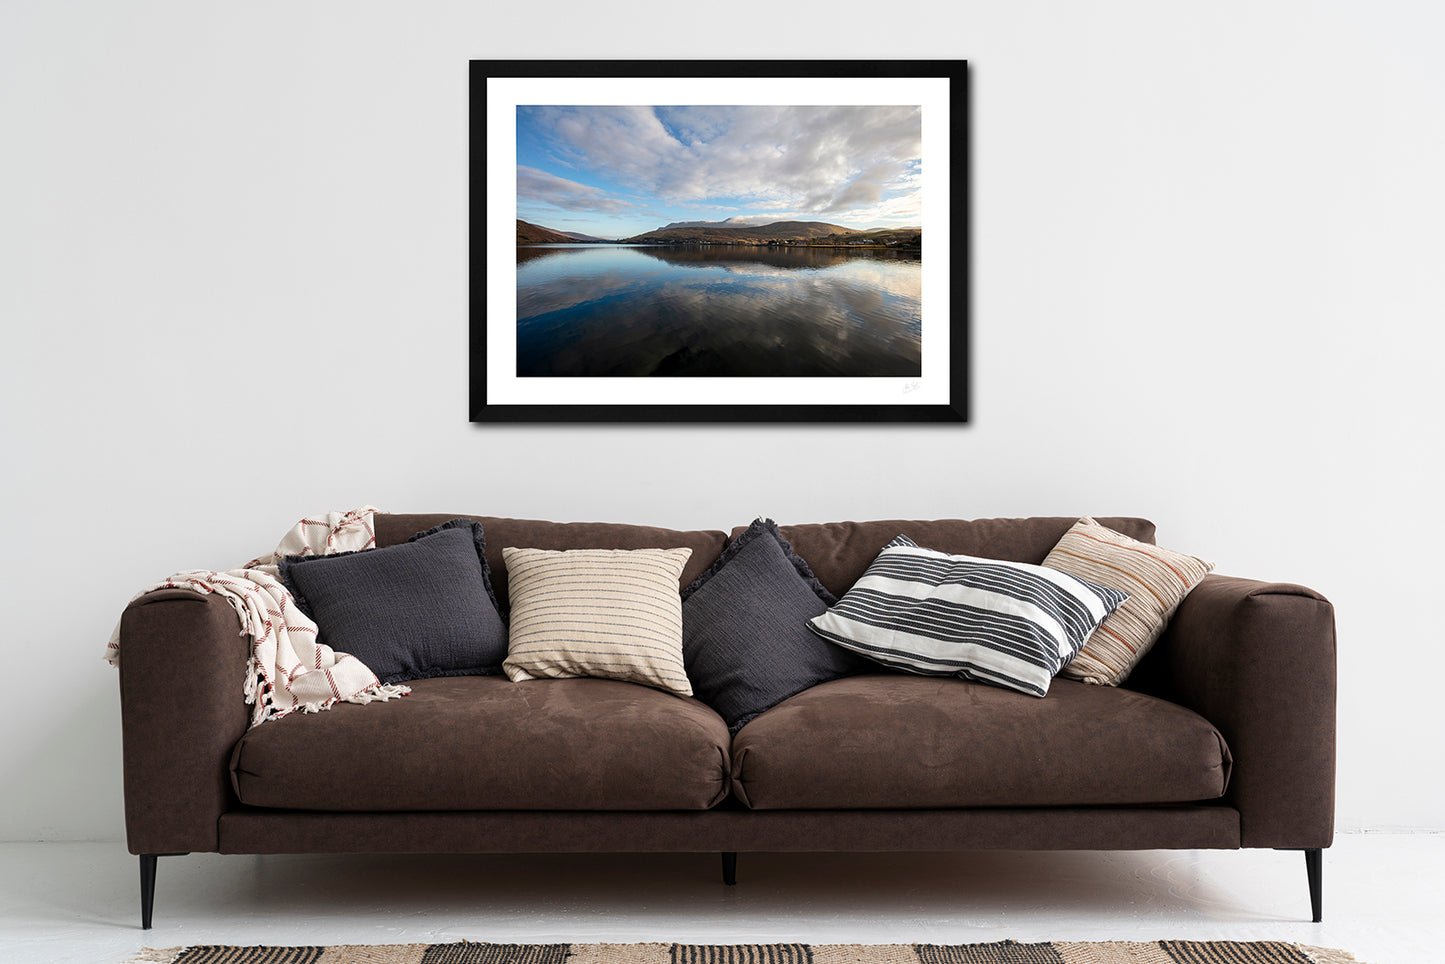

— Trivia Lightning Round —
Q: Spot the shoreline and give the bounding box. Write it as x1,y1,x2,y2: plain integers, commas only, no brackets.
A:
518,242,921,251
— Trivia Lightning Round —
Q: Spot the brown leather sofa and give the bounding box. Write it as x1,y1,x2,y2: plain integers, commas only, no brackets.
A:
116,514,1336,928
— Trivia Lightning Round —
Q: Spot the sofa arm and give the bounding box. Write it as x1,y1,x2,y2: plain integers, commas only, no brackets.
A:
118,588,251,855
1148,574,1336,849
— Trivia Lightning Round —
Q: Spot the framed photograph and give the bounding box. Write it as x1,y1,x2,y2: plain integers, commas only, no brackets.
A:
470,60,968,422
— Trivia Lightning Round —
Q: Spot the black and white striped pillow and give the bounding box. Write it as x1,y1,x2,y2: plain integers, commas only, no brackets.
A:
807,535,1128,697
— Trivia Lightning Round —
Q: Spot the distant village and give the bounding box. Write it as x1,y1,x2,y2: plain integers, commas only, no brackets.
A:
703,234,921,248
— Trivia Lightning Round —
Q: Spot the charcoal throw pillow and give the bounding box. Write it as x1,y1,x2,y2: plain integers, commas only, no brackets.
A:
279,518,508,685
808,534,1129,697
681,518,872,733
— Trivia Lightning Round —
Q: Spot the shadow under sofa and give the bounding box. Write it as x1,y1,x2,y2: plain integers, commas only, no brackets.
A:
116,514,1337,928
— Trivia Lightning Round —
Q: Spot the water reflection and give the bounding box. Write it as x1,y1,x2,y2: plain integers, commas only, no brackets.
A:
515,245,598,268
515,244,922,377
628,244,919,271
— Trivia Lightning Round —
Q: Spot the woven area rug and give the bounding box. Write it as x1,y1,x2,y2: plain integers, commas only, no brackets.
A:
128,941,1371,964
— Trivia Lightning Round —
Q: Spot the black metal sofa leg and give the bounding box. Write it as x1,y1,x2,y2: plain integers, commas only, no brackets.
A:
139,853,188,929
721,851,738,886
139,854,158,930
1304,848,1323,923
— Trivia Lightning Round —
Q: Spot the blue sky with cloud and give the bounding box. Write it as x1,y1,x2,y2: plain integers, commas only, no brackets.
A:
515,105,922,239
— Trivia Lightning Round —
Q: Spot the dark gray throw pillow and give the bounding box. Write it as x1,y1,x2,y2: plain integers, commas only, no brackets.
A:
279,518,507,685
681,518,871,733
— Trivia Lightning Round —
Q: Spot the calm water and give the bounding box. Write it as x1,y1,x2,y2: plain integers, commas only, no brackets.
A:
515,244,922,377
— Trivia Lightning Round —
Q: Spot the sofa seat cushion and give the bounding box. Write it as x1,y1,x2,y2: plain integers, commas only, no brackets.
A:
730,674,1231,810
231,676,731,812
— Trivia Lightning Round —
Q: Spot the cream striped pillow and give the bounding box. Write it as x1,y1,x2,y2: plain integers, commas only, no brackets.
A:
1045,517,1213,686
502,546,694,696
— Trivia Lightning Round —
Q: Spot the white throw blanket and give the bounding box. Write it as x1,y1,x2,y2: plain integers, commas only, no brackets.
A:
105,507,409,726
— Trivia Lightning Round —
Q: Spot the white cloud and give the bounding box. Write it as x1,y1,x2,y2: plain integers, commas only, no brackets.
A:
516,166,636,214
523,105,922,222
827,189,925,228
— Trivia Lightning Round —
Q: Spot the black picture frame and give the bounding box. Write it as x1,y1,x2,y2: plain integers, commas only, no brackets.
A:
470,59,969,423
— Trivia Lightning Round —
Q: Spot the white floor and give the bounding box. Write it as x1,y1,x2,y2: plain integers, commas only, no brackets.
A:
0,834,1438,964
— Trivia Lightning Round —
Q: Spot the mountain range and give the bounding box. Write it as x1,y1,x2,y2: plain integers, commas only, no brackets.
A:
516,218,920,246
516,220,576,244
654,217,778,230
625,220,857,243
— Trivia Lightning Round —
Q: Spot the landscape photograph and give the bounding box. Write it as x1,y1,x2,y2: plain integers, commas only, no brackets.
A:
513,103,925,379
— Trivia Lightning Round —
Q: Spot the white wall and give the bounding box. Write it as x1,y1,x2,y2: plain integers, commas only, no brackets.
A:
2,0,1442,841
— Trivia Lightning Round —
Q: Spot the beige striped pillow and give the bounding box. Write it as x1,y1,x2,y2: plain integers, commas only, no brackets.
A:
1045,517,1213,686
502,546,694,696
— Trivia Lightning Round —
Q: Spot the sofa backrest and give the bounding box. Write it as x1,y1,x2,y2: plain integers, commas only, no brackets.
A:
757,517,1156,600
374,514,730,610
378,513,1155,608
